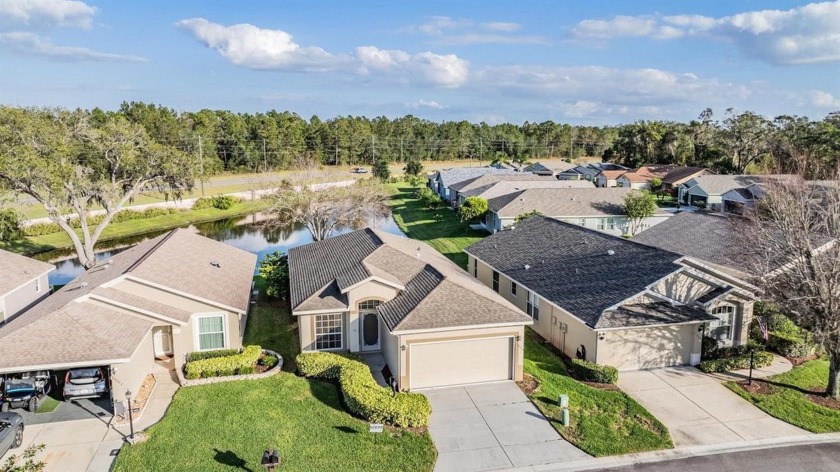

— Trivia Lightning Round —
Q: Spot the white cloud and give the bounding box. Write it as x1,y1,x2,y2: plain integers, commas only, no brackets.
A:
0,31,145,61
436,33,551,46
405,99,445,110
569,1,840,65
177,18,470,88
481,21,521,32
176,18,343,71
414,16,471,36
0,0,95,28
557,101,601,118
807,90,840,108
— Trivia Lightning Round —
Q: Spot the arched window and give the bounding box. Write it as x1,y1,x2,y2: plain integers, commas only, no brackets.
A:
358,300,381,311
710,304,735,341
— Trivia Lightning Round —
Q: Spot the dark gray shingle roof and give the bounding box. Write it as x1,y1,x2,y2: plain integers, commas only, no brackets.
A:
597,302,717,329
465,216,683,328
437,167,519,190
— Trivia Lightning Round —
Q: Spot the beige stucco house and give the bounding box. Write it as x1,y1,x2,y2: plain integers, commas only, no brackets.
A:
0,249,53,324
465,216,758,371
0,229,256,410
289,228,532,391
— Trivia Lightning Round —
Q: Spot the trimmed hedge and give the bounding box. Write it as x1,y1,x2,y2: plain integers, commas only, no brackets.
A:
698,350,774,373
23,208,179,237
569,359,619,384
192,195,239,211
184,345,262,379
186,348,241,362
768,331,817,358
296,352,431,427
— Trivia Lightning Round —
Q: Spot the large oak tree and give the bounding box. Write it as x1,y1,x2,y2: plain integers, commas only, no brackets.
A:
0,106,198,268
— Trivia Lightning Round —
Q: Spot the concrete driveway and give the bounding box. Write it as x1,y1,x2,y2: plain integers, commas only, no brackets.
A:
618,366,808,447
424,382,589,472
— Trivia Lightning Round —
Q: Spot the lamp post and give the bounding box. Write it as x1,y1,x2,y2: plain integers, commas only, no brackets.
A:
261,449,280,471
125,390,135,441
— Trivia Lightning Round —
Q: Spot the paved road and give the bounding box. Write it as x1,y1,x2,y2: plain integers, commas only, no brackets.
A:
594,443,840,472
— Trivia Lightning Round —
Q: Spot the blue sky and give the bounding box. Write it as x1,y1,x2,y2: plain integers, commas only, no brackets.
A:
1,0,838,124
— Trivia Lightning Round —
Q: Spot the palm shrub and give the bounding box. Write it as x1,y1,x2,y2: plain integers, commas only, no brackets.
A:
296,352,431,427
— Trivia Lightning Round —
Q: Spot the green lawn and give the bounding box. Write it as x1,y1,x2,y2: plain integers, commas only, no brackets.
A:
35,396,60,414
113,278,436,472
0,200,268,257
524,329,673,456
727,359,840,433
386,184,486,269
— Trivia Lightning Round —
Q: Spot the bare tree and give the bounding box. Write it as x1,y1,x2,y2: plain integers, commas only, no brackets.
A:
743,175,840,397
265,172,390,241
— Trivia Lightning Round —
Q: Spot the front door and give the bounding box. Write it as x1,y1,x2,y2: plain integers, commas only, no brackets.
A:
358,300,381,352
153,326,174,358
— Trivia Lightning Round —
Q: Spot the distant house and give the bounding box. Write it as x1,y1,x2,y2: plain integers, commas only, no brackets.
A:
289,228,531,390
558,163,628,182
0,250,53,324
522,161,576,176
466,216,759,371
483,187,671,235
448,173,557,206
677,174,792,210
616,166,710,191
0,229,257,407
595,169,628,188
427,167,519,204
464,179,595,203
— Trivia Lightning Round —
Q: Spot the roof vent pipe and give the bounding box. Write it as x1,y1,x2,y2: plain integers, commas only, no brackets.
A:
607,250,616,256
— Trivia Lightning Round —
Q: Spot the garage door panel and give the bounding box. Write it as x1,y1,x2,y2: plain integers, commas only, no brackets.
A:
603,326,693,371
410,337,512,389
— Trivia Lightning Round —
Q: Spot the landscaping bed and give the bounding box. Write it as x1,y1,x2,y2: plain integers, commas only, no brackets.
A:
727,359,840,433
179,346,283,387
522,329,672,456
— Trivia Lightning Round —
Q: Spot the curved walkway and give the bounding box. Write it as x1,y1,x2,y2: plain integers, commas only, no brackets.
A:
705,354,794,383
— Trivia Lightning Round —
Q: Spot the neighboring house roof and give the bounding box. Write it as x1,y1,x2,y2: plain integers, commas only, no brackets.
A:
631,212,747,276
619,166,709,186
467,180,594,201
0,229,257,372
465,216,688,329
722,187,757,201
597,302,716,329
452,174,558,196
660,166,709,185
524,161,576,174
288,228,531,332
683,174,794,196
435,167,519,191
0,249,53,296
561,163,628,178
487,187,669,218
598,170,627,180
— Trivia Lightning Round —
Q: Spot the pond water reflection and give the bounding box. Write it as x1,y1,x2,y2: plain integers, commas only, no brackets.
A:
48,214,405,286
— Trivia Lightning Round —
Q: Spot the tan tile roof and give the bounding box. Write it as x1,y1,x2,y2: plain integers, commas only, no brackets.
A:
0,249,53,295
91,287,193,323
598,170,628,180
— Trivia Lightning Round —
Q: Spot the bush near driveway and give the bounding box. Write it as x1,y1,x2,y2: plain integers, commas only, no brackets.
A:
698,351,774,373
297,352,431,427
524,329,672,456
728,359,840,433
569,359,618,384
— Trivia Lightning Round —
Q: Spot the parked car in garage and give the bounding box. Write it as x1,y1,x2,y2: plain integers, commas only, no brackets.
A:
0,413,24,457
0,372,51,413
62,368,108,401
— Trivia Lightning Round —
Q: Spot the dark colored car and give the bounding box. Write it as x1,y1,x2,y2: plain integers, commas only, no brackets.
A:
0,373,50,413
0,412,23,458
62,368,108,401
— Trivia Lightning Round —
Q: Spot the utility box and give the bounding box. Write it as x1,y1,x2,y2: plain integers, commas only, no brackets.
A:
561,408,570,427
558,394,569,408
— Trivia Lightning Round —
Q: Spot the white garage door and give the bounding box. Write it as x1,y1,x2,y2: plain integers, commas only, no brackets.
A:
601,325,694,371
410,337,513,389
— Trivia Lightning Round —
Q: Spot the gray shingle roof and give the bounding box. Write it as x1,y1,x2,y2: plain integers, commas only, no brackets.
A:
488,187,669,218
465,179,594,201
524,161,576,174
0,249,53,296
289,228,531,331
437,167,519,190
696,286,733,304
449,173,549,194
684,174,794,196
631,212,747,276
465,216,684,328
597,302,717,329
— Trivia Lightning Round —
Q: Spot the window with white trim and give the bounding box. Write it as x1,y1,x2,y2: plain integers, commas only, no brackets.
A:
197,315,226,350
597,218,616,231
527,291,540,321
315,313,343,350
473,259,478,278
358,300,380,311
709,305,735,341
578,218,587,227
35,278,40,293
511,282,517,297
492,271,499,292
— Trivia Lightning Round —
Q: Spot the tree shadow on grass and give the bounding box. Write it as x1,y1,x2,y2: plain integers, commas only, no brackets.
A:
306,378,351,415
213,448,253,471
335,425,358,434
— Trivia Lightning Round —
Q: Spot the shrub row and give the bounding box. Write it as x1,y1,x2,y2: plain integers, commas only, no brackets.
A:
569,358,619,384
184,345,262,379
23,207,179,237
296,352,431,427
698,350,774,373
192,195,239,211
768,331,817,358
186,348,241,362
415,187,443,209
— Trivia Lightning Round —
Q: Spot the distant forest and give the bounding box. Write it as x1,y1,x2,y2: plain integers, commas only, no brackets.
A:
34,102,840,178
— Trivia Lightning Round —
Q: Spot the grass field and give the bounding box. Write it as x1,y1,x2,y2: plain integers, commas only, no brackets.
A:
386,183,486,269
112,279,436,472
728,359,840,433
35,396,61,414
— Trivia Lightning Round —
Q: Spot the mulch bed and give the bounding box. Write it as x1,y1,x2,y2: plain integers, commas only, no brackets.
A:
788,354,819,367
805,392,840,410
517,374,539,395
117,374,156,421
736,379,776,395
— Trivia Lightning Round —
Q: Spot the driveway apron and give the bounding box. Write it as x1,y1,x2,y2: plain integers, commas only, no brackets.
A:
424,382,589,472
